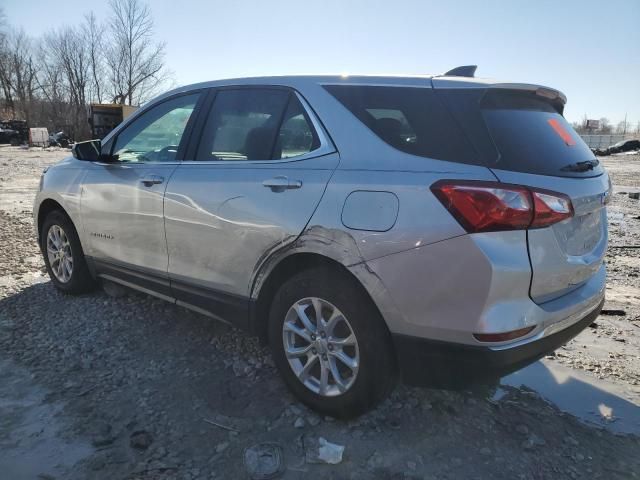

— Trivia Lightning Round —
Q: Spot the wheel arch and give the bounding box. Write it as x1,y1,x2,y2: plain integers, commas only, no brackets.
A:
37,197,98,293
249,249,391,343
37,198,68,241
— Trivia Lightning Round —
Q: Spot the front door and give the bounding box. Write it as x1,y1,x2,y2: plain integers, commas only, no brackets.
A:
164,87,338,323
81,92,202,296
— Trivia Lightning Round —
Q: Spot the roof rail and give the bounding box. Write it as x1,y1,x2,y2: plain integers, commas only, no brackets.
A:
443,65,477,78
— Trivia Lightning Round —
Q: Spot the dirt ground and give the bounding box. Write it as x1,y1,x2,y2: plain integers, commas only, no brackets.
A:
0,145,638,480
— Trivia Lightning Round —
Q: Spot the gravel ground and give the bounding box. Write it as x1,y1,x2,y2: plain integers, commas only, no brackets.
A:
0,145,639,480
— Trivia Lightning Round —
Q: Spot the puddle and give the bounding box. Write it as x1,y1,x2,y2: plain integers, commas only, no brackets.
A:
499,360,640,435
0,360,93,480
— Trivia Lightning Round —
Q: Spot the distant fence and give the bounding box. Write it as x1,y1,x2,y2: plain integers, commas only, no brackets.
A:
580,134,635,149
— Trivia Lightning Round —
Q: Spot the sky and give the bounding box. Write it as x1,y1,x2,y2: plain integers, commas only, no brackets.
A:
3,0,639,126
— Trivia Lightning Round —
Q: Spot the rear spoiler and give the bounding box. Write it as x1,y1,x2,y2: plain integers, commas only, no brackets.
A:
489,83,567,105
432,77,567,106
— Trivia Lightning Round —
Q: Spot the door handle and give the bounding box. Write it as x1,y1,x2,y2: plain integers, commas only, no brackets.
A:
262,176,302,192
140,174,164,187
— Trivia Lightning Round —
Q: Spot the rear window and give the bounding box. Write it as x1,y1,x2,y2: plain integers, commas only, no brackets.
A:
323,85,479,164
442,89,602,178
196,88,320,161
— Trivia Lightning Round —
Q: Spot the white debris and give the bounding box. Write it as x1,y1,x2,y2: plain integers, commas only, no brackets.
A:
317,437,344,465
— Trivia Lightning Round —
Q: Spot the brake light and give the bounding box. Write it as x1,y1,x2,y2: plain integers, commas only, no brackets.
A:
431,180,573,233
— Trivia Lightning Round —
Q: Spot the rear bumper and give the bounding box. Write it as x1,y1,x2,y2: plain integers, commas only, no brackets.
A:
393,298,603,388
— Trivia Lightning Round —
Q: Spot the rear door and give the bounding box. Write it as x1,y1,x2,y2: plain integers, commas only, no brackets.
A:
164,87,338,324
439,86,610,303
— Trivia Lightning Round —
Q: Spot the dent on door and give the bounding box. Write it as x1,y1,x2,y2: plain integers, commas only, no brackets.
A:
80,163,177,273
163,155,339,300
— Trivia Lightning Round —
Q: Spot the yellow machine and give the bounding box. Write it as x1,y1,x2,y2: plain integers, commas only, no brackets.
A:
88,104,138,139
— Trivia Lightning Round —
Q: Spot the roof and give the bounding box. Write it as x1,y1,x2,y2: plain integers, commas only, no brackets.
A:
152,73,565,107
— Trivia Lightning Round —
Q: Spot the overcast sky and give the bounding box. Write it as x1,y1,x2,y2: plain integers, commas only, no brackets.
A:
4,0,639,126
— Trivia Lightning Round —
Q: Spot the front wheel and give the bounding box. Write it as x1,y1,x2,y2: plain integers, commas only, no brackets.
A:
268,267,397,418
40,210,97,294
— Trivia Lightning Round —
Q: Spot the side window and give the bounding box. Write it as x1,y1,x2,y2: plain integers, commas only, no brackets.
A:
324,85,478,164
113,93,200,163
276,96,320,159
366,108,417,149
196,88,320,161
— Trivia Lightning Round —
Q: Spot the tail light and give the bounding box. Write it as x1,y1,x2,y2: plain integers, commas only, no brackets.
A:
431,180,573,233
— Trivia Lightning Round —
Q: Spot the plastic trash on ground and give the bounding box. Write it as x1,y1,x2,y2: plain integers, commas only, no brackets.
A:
244,442,284,479
305,436,345,465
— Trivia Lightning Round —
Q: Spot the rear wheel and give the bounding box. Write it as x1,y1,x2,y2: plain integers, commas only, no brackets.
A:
40,210,97,294
268,267,397,418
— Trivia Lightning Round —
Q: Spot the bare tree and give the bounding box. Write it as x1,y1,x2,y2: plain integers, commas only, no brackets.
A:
35,40,76,133
44,26,93,138
36,42,65,105
0,13,14,116
84,12,105,104
0,6,7,42
105,0,168,105
47,27,91,107
0,9,15,116
599,117,612,134
0,29,39,123
615,120,627,135
0,1,169,138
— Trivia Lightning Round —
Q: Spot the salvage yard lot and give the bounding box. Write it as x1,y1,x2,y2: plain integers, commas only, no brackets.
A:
0,145,639,479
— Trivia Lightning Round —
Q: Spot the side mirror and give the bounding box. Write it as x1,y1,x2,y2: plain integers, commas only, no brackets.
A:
72,140,102,161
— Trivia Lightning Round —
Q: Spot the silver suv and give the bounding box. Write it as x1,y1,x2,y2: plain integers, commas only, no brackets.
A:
35,67,609,417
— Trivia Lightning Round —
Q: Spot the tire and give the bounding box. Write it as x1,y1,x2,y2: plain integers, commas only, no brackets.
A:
40,210,97,294
268,266,397,418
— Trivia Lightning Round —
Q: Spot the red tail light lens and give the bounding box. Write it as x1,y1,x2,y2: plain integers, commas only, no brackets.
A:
530,191,573,228
431,180,573,233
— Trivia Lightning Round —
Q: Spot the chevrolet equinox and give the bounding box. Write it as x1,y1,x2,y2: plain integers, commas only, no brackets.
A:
35,66,609,417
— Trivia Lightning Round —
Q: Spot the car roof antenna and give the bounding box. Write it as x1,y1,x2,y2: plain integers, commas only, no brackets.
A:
443,65,477,78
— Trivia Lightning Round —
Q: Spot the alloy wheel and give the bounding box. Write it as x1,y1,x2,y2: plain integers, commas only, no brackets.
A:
282,297,360,396
46,224,73,283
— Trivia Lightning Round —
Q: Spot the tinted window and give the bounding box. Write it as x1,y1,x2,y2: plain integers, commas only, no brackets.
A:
113,94,200,162
366,108,417,147
197,89,287,161
323,85,478,164
277,96,320,159
443,89,601,178
196,89,319,161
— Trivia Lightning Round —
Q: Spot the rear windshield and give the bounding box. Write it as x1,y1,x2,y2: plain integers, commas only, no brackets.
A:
323,85,480,164
442,89,602,178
